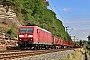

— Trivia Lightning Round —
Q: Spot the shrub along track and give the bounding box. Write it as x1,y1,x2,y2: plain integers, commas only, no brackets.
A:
0,48,77,60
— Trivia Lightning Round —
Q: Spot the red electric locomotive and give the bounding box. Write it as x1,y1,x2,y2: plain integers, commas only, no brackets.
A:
18,24,53,49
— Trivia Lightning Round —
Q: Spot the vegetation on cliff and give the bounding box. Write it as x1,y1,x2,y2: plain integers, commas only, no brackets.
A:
3,0,72,41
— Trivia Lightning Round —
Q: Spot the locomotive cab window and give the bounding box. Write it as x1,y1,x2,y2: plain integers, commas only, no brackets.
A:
20,28,27,33
27,28,34,33
20,28,34,33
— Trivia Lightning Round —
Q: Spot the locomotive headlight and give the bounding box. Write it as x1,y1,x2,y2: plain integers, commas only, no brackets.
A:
28,35,33,37
20,39,22,40
19,35,24,37
31,39,32,40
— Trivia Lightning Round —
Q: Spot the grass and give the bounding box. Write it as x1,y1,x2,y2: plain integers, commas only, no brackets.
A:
86,48,90,55
60,48,83,60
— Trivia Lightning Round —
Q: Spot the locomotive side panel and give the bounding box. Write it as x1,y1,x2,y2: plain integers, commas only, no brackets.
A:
37,28,52,45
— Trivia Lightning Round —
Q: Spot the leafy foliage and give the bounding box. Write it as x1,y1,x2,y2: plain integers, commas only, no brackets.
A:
4,0,72,41
7,27,17,38
87,35,90,40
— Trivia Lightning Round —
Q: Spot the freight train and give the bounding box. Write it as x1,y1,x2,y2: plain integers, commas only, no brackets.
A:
18,23,79,49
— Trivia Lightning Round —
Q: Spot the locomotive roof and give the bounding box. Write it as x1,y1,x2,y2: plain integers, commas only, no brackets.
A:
39,27,51,34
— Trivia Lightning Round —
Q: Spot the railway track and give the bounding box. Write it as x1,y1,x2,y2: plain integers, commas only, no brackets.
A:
0,48,75,60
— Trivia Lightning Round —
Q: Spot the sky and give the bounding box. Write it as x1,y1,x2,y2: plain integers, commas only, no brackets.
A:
46,0,90,41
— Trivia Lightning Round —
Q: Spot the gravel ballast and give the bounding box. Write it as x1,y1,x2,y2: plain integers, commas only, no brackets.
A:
13,50,75,60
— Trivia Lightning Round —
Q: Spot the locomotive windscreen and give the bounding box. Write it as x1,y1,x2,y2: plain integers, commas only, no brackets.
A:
20,28,34,33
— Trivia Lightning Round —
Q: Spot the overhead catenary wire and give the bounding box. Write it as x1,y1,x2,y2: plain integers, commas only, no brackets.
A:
50,0,65,22
48,0,72,33
48,0,67,26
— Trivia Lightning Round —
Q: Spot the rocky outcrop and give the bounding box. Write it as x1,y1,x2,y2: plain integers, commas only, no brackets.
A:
0,0,4,4
0,5,21,28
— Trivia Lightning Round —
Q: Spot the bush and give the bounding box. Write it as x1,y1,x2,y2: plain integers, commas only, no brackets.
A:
7,27,17,38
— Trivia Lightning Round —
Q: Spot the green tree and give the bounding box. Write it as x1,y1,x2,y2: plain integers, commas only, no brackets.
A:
87,35,90,40
7,27,17,38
